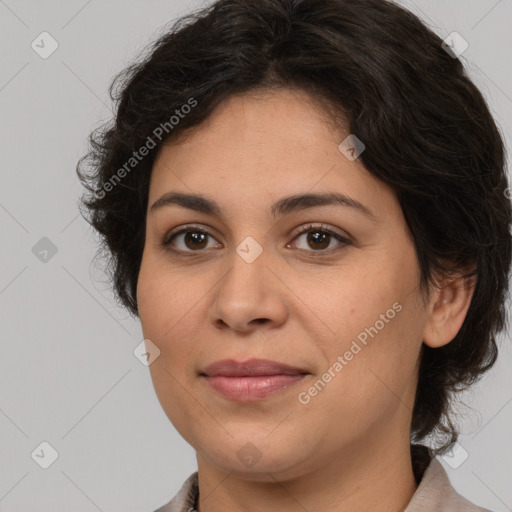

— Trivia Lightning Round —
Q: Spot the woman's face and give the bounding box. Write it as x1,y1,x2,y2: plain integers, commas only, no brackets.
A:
137,88,432,480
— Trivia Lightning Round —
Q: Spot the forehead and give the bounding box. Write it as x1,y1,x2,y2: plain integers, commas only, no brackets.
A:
148,88,396,221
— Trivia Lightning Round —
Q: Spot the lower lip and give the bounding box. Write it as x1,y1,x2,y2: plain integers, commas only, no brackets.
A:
203,374,307,401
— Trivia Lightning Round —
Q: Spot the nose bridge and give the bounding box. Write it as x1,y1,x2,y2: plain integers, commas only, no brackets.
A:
209,236,287,331
220,239,269,309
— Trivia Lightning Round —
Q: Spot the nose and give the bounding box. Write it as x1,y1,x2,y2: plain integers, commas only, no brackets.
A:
208,247,289,333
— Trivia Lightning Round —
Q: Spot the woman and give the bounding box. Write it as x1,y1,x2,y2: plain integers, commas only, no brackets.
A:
76,0,511,510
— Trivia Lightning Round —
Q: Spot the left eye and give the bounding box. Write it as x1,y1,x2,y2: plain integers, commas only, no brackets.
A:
288,224,351,253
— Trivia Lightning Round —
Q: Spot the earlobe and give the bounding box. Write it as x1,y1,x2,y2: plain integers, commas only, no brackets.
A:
422,274,476,349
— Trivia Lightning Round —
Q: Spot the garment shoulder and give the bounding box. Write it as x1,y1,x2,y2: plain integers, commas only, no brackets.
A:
442,479,493,512
405,457,493,512
153,472,198,512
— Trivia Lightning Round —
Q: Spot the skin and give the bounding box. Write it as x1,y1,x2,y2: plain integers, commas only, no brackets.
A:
136,88,475,512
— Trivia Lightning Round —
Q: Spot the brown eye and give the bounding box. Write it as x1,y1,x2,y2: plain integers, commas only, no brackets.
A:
163,228,220,253
305,230,331,250
181,231,209,250
289,224,352,254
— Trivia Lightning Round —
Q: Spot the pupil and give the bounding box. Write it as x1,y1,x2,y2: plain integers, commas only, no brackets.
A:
308,231,329,250
185,231,207,250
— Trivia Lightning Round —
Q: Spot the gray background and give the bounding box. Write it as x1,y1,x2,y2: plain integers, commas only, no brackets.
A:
0,1,511,511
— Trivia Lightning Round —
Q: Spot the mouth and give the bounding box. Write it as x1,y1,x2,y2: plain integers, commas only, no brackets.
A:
199,359,310,402
201,358,309,377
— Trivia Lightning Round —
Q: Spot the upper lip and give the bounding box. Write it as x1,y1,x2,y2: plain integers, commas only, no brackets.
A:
201,358,309,377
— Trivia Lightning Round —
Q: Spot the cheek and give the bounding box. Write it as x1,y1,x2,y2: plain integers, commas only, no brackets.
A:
137,262,204,437
296,305,422,445
137,257,212,396
289,260,398,351
334,297,423,407
298,255,423,405
137,254,200,340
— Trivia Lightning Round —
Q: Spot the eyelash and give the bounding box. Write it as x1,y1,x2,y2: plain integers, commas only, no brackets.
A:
161,223,352,257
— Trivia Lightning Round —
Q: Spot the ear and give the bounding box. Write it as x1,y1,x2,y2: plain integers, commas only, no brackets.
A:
422,272,476,349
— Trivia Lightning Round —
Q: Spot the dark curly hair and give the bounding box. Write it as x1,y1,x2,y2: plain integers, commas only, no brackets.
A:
76,0,512,454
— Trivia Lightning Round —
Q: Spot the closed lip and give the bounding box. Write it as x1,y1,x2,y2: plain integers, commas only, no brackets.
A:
200,358,310,377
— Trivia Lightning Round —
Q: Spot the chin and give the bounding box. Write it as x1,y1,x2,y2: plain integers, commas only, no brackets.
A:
197,435,311,480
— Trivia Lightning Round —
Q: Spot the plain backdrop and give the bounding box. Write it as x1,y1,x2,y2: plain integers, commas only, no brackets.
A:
0,1,511,511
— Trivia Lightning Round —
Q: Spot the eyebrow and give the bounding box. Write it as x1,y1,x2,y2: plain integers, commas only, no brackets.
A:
150,191,376,220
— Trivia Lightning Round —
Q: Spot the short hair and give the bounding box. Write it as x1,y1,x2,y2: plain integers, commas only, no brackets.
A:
76,0,512,454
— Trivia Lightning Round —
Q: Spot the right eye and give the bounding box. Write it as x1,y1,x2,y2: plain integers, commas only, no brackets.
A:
162,226,222,254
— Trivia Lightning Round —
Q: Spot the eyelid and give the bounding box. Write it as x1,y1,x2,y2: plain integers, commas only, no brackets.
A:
163,223,220,244
289,222,352,243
